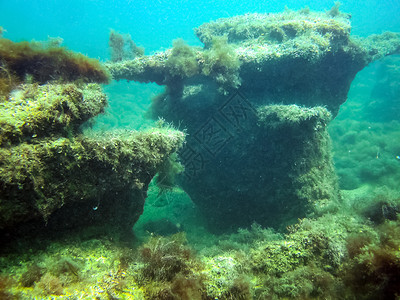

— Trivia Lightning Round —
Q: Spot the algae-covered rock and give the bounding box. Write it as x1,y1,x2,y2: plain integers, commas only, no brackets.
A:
0,82,185,239
0,129,184,232
177,103,338,230
0,83,107,147
0,33,186,239
106,9,400,115
104,8,399,231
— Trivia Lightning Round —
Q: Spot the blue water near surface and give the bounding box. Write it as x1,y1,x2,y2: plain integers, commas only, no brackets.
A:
1,0,399,60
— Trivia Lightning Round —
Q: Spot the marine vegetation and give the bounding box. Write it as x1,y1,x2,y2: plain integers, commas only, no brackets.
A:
0,32,185,242
342,220,400,299
109,29,144,62
201,36,241,93
0,37,110,96
0,83,107,146
165,39,199,79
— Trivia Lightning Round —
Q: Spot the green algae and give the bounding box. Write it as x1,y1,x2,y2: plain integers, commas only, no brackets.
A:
0,35,186,240
201,36,241,93
165,39,200,79
0,205,399,299
0,128,185,229
195,8,351,48
109,29,144,62
0,83,107,147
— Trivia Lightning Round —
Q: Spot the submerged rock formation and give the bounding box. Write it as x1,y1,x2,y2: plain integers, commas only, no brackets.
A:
106,8,400,231
107,9,400,116
0,39,185,241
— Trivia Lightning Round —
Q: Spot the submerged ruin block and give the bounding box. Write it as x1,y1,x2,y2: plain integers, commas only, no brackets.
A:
0,82,185,240
105,9,400,231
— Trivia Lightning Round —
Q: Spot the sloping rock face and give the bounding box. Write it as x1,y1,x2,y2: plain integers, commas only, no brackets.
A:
106,9,400,231
0,83,185,241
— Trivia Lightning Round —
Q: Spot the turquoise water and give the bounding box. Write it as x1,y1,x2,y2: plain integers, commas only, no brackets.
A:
2,0,399,57
1,1,400,299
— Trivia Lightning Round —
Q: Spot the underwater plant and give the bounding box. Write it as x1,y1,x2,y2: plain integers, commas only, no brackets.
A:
19,264,44,287
342,220,400,299
165,38,199,79
137,233,194,282
109,29,125,62
0,38,110,86
0,275,14,300
155,152,185,194
327,1,343,18
34,273,64,296
109,29,144,62
0,83,107,147
201,35,241,93
0,32,185,242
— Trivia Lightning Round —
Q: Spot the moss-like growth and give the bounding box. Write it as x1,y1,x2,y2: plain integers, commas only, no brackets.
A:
133,233,207,299
248,213,367,299
0,83,107,147
109,29,144,62
194,9,351,47
201,36,241,93
0,275,14,300
166,39,199,79
20,264,44,287
137,233,194,282
34,273,63,296
201,255,248,299
0,127,185,231
106,8,400,119
250,239,310,276
0,44,185,238
342,220,400,299
257,104,331,129
0,38,110,88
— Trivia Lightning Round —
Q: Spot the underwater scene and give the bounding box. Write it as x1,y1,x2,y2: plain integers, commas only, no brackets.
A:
1,0,400,299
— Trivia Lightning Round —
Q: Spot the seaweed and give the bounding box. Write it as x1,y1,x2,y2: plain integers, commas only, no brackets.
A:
201,35,241,93
342,220,400,299
19,264,44,287
109,30,125,62
155,153,184,194
34,273,64,296
0,275,15,300
0,83,107,147
327,2,342,18
109,29,144,62
165,39,199,79
0,38,110,86
138,233,193,282
49,257,82,278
